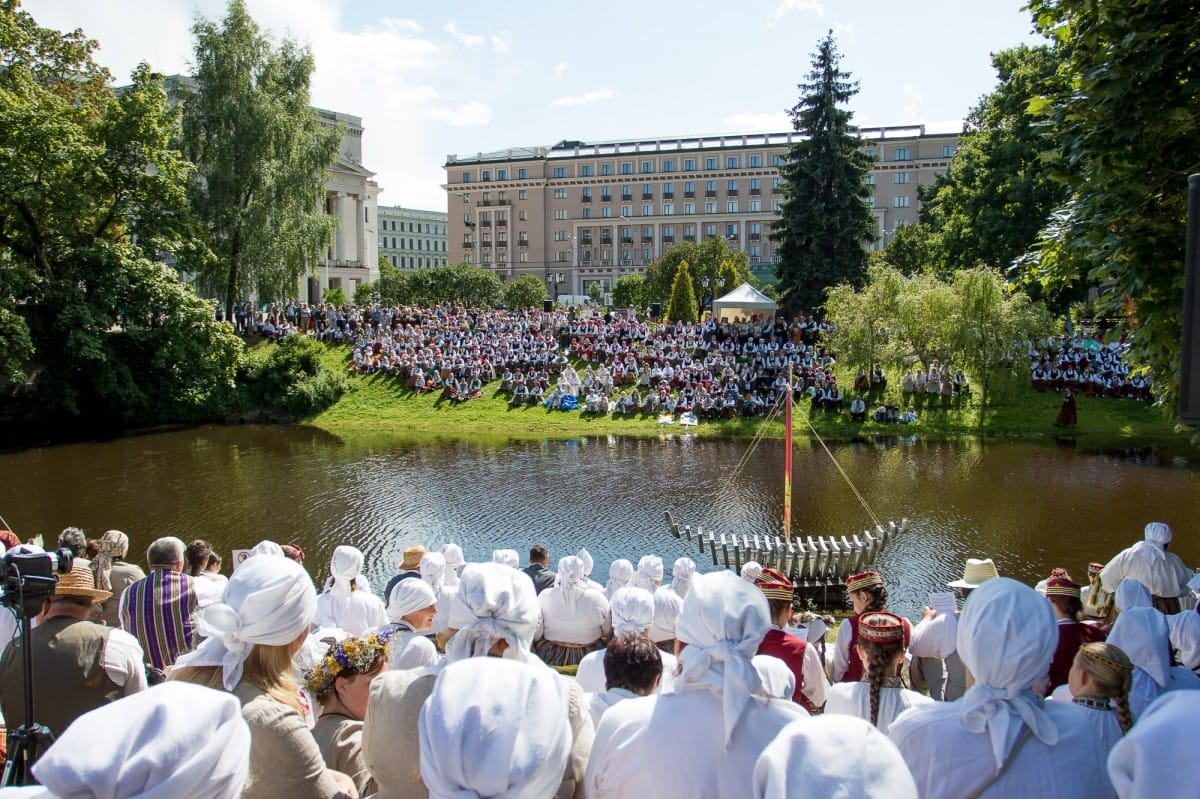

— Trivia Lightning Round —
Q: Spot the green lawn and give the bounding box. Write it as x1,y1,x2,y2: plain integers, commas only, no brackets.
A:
299,341,1187,448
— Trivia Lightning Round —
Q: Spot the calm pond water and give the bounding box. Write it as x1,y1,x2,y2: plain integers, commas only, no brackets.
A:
3,426,1197,617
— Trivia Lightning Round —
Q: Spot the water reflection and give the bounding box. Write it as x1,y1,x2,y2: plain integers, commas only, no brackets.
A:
2,426,1197,617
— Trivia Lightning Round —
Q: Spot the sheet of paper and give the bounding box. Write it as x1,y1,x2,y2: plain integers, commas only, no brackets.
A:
929,591,957,615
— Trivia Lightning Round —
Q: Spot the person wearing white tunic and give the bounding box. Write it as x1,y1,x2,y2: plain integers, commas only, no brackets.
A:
1106,606,1200,718
492,548,520,569
1167,609,1200,674
576,548,607,594
440,543,465,588
753,715,917,799
419,552,456,638
887,577,1114,799
312,545,387,636
752,655,795,700
1100,522,1192,613
649,577,684,651
628,554,663,591
379,578,440,671
1107,691,1200,798
576,587,677,694
604,559,633,599
825,611,933,734
535,556,612,666
584,571,807,799
586,633,664,727
908,603,958,701
1062,641,1134,758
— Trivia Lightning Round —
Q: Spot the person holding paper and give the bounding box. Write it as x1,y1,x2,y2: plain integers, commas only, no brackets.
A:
909,592,959,701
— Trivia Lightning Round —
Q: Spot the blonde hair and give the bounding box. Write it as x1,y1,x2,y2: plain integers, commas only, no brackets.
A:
1075,642,1134,734
170,643,303,714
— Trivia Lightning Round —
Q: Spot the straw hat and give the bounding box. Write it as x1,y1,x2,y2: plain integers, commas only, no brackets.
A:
947,558,1000,591
55,562,112,603
398,545,427,571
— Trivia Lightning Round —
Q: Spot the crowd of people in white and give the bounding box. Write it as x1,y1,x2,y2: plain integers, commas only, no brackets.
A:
0,518,1197,798
1030,334,1153,400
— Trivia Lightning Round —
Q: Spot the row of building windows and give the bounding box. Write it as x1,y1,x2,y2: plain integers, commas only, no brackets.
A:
389,255,449,268
380,237,446,252
458,146,955,183
467,241,775,267
380,220,446,234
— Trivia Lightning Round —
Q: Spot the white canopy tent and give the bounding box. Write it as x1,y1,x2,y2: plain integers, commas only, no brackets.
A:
711,282,776,322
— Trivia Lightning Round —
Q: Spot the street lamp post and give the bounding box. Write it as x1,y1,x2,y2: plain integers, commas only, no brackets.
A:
699,276,726,317
547,272,564,303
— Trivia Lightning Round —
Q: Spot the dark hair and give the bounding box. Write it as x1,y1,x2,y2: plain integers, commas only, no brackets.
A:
604,633,663,695
58,527,87,558
85,539,100,560
529,544,549,564
767,597,792,623
854,584,889,612
185,540,213,577
1049,593,1083,622
208,551,223,569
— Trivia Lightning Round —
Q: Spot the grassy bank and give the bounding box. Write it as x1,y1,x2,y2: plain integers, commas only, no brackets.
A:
301,341,1189,448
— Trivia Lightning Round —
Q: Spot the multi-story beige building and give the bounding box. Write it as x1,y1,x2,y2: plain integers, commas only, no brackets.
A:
378,206,449,270
443,124,957,297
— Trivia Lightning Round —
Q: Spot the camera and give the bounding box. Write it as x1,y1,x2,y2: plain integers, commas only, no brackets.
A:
0,548,74,613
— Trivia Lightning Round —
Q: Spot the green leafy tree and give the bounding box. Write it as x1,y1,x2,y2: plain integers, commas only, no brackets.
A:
353,281,375,306
612,274,645,311
0,3,241,421
181,0,340,321
644,238,750,309
374,258,405,305
322,286,347,307
771,32,876,315
407,263,501,307
666,261,699,323
587,282,603,304
503,275,548,309
1025,0,1200,409
823,263,905,376
880,223,943,277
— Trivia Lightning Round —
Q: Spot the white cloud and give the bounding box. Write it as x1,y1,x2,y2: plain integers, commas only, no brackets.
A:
549,61,568,81
766,0,825,28
832,21,856,45
491,33,511,55
549,87,616,108
721,111,792,132
427,100,493,127
443,21,484,48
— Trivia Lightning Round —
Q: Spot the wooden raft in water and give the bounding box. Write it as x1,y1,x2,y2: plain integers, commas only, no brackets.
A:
664,511,907,591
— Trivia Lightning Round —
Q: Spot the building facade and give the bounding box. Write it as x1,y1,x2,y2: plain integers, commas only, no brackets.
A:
313,108,380,303
443,125,958,296
377,206,449,270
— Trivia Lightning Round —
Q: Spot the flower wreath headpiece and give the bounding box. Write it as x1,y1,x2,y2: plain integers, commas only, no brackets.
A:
304,634,389,696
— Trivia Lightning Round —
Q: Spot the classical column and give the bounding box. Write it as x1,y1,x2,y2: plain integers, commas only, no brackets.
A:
355,195,367,267
334,192,347,263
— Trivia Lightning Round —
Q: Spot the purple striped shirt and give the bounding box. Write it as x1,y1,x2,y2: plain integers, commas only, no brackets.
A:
119,569,196,669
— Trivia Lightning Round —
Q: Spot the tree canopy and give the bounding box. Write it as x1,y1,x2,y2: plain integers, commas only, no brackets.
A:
503,274,548,310
643,237,751,312
666,261,699,323
771,32,876,315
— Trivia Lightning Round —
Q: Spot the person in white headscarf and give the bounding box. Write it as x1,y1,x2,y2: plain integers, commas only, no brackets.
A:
575,587,677,695
1167,609,1200,674
440,543,465,588
752,655,796,700
887,577,1113,799
3,682,250,799
171,556,357,799
628,554,663,591
248,540,285,559
419,657,572,799
1114,579,1154,615
741,561,764,583
363,563,593,799
420,552,457,639
378,578,440,671
604,559,633,600
1100,522,1192,613
648,578,684,653
585,571,806,798
313,546,387,636
1107,691,1200,798
753,715,918,799
492,549,520,569
1106,606,1200,718
576,548,606,593
534,555,612,667
94,529,145,629
669,557,696,598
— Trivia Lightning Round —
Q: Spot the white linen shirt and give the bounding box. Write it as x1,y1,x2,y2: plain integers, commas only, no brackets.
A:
823,682,934,735
1100,546,1192,599
575,644,677,695
538,584,611,645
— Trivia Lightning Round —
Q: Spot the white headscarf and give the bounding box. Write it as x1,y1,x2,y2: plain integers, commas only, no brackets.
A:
441,543,465,587
1132,522,1171,564
328,545,364,598
605,559,633,599
609,587,655,637
1167,611,1200,670
445,563,541,663
670,557,696,596
674,570,769,747
752,654,795,700
22,682,250,799
555,555,587,609
421,552,446,591
752,716,918,799
175,556,317,690
741,561,764,583
94,530,130,593
387,577,438,624
1108,606,1171,716
955,577,1059,771
629,555,663,591
1116,579,1154,612
419,658,571,799
248,540,285,559
577,548,595,578
1108,691,1200,798
492,549,520,569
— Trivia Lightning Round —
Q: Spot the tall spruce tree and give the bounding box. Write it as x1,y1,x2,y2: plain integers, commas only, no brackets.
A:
181,0,340,321
771,32,875,315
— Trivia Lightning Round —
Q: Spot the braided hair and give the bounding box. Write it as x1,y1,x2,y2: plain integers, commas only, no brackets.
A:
858,636,904,728
1076,642,1134,734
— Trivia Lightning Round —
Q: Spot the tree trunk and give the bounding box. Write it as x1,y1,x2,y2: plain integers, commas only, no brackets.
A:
224,233,240,326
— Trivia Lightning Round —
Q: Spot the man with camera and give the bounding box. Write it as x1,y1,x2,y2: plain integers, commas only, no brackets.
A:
0,561,147,740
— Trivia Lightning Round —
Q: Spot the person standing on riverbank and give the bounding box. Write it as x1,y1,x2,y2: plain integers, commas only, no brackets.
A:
1100,522,1193,614
1055,387,1078,427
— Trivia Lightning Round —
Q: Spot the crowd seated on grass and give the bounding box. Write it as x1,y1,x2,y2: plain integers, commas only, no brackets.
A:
1030,334,1152,400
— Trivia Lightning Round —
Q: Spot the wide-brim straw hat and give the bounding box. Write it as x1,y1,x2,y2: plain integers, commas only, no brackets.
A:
947,558,1000,591
397,545,427,571
55,562,112,603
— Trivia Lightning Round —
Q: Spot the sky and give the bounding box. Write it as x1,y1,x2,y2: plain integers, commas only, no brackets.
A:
24,0,1043,212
